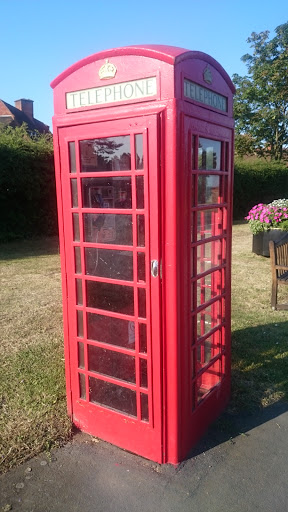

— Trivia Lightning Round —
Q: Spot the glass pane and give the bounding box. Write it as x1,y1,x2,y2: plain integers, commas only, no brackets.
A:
137,252,145,282
77,310,84,337
76,279,83,305
138,288,146,318
87,313,135,349
191,347,196,379
74,246,82,274
69,141,76,173
198,175,220,205
83,213,133,245
135,134,144,169
141,393,149,422
85,248,133,281
136,176,144,209
88,345,135,383
79,373,86,399
82,177,132,209
197,209,222,240
128,321,135,347
137,215,145,247
197,300,221,338
196,271,223,308
197,340,210,366
196,273,212,307
80,136,131,172
197,331,220,366
78,342,85,368
89,376,137,417
197,359,221,402
197,240,222,274
73,213,80,242
71,179,78,207
191,175,197,207
198,138,221,170
140,358,148,388
139,323,147,353
86,280,134,315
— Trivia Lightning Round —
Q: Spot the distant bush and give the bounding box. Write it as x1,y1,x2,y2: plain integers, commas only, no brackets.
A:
233,158,288,219
2,128,288,239
0,124,57,241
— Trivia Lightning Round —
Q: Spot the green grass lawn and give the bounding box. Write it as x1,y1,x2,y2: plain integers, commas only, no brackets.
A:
231,223,288,411
0,238,71,473
0,225,288,473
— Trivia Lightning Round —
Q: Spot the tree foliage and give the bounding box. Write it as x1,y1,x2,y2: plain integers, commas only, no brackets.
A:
233,22,288,160
0,124,57,241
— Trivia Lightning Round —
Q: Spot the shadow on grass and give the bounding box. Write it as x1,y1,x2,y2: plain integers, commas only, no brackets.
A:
231,321,288,408
0,236,60,260
186,321,288,460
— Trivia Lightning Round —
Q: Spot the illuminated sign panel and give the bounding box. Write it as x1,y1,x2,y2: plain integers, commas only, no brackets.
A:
66,77,157,109
184,79,227,112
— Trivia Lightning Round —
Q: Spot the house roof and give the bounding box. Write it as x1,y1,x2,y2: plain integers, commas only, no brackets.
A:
0,100,50,133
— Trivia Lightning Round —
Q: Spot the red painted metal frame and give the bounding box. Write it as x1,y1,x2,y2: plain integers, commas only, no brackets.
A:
52,45,234,464
177,112,234,462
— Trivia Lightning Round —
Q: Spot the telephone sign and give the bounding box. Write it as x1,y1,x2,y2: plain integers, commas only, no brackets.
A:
66,77,157,109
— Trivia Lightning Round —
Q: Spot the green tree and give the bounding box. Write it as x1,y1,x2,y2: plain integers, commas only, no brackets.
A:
233,22,288,161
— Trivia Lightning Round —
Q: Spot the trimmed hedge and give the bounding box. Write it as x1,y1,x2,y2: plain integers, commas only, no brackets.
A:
1,125,288,241
233,159,288,219
0,125,58,242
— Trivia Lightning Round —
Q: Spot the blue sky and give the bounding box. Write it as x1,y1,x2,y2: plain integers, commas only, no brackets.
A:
1,0,287,130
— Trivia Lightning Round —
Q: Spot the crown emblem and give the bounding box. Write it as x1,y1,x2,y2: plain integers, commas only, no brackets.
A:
99,59,117,80
203,66,212,84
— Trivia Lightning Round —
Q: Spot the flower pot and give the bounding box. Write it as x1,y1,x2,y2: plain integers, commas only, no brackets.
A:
252,229,287,257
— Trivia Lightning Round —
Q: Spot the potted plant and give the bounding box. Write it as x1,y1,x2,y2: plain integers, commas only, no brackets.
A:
245,199,288,256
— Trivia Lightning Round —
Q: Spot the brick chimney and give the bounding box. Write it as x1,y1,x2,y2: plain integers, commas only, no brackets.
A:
14,99,34,120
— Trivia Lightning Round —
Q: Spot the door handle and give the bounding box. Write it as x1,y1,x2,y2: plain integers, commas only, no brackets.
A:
151,260,159,278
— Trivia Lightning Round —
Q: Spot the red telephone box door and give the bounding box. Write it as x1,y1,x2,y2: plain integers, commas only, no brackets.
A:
58,115,163,462
181,115,233,456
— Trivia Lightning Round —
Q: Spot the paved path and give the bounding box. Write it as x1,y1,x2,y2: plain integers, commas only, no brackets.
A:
1,402,288,512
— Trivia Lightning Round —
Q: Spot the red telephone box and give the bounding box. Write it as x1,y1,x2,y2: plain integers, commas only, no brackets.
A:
51,45,235,464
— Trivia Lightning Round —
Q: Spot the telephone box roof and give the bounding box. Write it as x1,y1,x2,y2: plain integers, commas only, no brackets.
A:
51,44,235,93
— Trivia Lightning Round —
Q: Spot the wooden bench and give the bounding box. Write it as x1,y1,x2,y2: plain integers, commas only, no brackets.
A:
269,233,288,310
